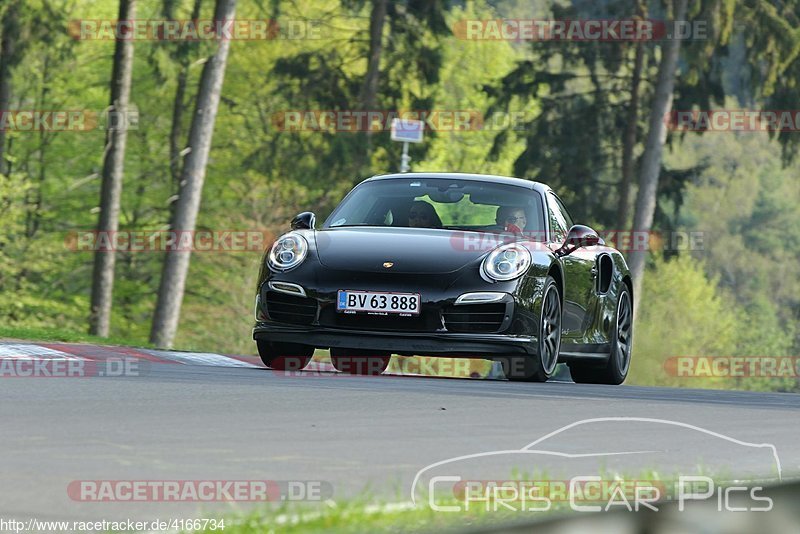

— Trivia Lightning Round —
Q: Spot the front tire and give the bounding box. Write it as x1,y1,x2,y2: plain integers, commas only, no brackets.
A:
568,284,632,385
500,275,562,382
330,348,391,375
257,341,313,370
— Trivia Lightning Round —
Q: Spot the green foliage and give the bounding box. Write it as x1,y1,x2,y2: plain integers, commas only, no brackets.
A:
632,119,800,393
416,3,528,176
484,0,657,227
665,123,800,352
631,249,798,392
630,254,739,388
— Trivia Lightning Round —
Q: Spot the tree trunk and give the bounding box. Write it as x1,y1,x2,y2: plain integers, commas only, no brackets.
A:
149,0,237,348
0,1,20,177
615,0,647,232
629,0,688,315
169,70,189,184
26,56,51,240
89,0,136,336
359,0,387,113
354,0,387,173
166,0,203,189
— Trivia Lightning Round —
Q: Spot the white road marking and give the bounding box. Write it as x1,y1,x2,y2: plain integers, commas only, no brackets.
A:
144,350,260,368
0,344,86,360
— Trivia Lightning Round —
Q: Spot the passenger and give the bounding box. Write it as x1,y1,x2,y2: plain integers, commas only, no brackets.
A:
408,200,443,228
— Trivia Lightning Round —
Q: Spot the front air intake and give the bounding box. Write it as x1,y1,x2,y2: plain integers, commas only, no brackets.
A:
443,303,507,333
264,290,317,325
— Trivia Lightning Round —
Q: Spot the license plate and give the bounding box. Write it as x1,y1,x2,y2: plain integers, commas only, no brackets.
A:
337,290,421,316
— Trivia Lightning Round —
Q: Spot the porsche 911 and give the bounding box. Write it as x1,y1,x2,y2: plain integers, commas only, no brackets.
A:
253,173,633,384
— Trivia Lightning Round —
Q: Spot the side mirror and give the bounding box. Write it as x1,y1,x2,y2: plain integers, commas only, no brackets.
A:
556,224,603,257
291,212,316,230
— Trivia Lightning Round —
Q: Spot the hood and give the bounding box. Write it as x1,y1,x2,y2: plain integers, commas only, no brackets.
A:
313,227,488,274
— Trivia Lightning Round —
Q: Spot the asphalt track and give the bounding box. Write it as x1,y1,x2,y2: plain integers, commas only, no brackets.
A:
1,341,799,523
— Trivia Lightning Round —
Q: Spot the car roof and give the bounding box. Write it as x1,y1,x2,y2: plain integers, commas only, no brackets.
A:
363,172,548,193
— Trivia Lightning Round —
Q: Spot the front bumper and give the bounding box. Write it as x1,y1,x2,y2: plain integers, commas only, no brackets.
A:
252,266,544,358
252,322,537,357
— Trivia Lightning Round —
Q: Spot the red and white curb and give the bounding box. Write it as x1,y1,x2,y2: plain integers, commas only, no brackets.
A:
0,343,87,360
0,342,260,369
143,349,260,368
0,342,505,378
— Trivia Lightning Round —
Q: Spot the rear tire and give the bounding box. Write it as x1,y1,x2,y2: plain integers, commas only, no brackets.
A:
500,275,562,382
330,348,391,375
568,285,632,385
257,341,313,371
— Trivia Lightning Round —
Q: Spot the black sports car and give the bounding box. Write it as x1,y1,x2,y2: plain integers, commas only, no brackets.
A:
253,173,633,384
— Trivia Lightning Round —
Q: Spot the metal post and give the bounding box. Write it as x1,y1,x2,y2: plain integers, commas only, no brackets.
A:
400,141,410,173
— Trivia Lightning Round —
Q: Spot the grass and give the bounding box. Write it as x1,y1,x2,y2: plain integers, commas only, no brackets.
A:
0,324,240,354
190,495,555,534
184,469,760,534
0,324,155,348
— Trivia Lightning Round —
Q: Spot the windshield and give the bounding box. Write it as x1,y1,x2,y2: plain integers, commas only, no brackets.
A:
323,177,545,234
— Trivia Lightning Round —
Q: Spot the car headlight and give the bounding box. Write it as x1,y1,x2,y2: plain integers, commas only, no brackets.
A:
268,233,308,272
481,243,532,282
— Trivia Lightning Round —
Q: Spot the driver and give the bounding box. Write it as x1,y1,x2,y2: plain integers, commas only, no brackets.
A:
495,206,527,233
408,200,443,228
